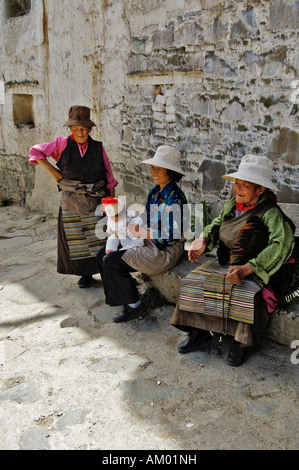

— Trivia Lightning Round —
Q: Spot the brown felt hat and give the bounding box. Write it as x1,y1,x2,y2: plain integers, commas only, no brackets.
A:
64,105,96,128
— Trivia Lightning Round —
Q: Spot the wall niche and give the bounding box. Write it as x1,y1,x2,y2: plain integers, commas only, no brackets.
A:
5,0,31,20
12,94,35,128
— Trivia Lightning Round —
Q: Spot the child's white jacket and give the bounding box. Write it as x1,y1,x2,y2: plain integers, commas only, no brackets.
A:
106,210,145,252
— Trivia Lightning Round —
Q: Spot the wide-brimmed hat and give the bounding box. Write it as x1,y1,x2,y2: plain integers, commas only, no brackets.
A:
141,145,186,176
64,105,96,128
222,154,279,191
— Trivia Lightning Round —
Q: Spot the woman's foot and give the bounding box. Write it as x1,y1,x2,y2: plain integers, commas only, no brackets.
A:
177,328,211,354
113,302,147,323
227,341,251,366
77,275,93,288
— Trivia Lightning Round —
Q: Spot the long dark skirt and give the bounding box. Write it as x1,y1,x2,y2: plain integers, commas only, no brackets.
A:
57,207,107,276
170,259,270,346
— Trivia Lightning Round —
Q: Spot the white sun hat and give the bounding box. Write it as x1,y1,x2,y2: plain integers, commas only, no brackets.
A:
141,145,186,176
222,154,279,191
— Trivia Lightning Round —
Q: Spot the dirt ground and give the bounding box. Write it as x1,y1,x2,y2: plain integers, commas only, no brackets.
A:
0,204,298,451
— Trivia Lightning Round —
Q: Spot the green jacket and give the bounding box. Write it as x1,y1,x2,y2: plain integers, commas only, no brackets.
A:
202,193,295,285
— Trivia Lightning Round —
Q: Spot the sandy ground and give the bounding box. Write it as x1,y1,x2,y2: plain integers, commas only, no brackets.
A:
0,204,298,451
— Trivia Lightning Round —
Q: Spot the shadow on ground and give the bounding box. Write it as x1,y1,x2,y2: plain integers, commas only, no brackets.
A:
0,204,298,450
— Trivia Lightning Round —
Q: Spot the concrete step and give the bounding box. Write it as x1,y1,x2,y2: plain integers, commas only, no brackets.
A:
278,203,299,236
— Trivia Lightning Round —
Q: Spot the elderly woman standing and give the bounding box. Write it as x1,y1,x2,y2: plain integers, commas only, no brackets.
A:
171,155,297,366
97,145,187,323
29,105,118,288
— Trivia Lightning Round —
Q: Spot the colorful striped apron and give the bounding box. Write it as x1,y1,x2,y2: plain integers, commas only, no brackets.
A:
179,259,263,325
61,208,107,260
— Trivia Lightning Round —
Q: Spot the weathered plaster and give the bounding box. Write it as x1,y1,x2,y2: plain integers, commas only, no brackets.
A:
0,0,298,215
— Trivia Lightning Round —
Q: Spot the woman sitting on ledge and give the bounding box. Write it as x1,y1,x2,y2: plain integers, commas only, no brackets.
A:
171,154,297,366
97,145,187,323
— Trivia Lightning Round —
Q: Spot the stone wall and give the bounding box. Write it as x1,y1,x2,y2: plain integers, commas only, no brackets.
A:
0,0,298,215
117,0,299,212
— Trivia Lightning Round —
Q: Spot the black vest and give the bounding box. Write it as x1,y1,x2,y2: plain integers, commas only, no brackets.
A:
56,136,106,184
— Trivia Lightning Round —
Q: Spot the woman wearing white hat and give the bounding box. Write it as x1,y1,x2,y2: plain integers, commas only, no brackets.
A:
97,145,187,322
171,154,297,366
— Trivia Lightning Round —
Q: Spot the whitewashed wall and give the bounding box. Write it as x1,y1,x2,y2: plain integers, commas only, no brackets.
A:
0,0,298,216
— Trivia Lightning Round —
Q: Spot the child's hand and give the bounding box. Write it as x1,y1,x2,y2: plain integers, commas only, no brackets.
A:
127,223,140,237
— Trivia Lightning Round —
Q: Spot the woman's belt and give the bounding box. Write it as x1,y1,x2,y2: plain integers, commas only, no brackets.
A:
58,178,108,215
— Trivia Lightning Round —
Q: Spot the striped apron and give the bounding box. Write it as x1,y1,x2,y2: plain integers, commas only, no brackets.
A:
61,208,107,260
179,259,263,325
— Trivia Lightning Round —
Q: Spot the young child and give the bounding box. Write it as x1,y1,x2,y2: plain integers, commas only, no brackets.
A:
102,197,145,254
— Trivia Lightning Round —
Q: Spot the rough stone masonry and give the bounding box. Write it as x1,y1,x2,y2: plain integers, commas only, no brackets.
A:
0,0,298,216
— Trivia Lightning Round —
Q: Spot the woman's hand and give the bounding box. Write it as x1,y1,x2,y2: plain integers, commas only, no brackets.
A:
225,262,254,285
188,238,207,263
53,171,63,183
37,159,63,183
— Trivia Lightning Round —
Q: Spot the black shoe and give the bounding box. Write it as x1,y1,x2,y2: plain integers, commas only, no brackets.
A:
227,341,251,366
78,275,93,288
113,302,147,323
177,329,211,354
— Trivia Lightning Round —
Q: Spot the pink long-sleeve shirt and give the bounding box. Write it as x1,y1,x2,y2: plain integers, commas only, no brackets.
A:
29,136,118,190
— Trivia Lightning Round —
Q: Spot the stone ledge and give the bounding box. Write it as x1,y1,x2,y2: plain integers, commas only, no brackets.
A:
279,203,299,235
